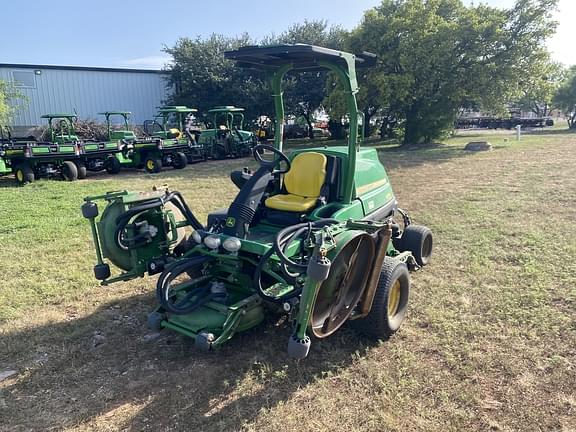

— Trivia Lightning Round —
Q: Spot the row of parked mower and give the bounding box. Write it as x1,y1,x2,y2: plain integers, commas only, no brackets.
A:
0,105,257,184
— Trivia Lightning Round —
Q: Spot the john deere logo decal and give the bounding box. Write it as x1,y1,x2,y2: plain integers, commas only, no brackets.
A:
226,217,236,227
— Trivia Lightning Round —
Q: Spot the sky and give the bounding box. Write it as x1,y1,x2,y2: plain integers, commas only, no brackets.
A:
0,0,573,69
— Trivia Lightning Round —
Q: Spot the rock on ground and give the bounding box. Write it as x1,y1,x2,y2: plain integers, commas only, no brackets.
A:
465,141,492,151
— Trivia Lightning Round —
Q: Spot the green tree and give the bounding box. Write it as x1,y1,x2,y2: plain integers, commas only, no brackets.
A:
164,34,271,123
266,20,347,138
324,65,388,139
329,0,558,144
165,22,347,137
554,66,576,128
0,80,22,125
514,58,564,118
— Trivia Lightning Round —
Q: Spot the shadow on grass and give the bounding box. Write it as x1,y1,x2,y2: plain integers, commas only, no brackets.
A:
1,293,376,431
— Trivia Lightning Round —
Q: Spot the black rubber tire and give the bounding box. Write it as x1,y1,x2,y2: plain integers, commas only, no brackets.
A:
173,152,187,169
75,161,87,179
94,263,111,280
81,201,98,219
15,164,35,185
396,224,433,267
61,161,78,181
213,145,227,160
144,156,162,173
106,156,121,174
352,257,410,339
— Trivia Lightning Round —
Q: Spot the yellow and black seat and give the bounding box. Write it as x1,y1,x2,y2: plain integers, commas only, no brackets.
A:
265,152,327,213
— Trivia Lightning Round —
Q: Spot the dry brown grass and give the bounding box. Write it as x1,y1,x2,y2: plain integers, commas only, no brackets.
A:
0,131,575,431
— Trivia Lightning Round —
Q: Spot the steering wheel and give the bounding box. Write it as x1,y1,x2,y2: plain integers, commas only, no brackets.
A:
252,144,291,174
59,120,69,132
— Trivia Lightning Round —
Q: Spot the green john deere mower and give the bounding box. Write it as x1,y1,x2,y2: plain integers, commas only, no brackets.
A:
103,111,189,174
60,113,124,178
198,106,257,159
148,106,208,164
3,115,82,184
82,44,433,359
0,126,14,176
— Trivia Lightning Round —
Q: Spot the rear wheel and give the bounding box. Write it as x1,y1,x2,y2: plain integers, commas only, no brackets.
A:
353,257,410,339
61,161,78,181
212,145,227,160
106,156,121,174
15,164,34,185
144,156,162,173
173,152,187,169
395,225,433,267
75,161,87,179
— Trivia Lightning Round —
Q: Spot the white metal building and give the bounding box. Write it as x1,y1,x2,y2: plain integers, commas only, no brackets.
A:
0,63,170,127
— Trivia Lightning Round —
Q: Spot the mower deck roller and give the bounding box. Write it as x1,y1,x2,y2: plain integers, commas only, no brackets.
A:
82,44,433,358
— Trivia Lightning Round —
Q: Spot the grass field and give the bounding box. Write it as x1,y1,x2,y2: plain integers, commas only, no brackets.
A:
1,129,575,431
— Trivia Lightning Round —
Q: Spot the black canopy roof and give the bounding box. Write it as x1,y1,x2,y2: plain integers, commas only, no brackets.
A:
224,44,376,72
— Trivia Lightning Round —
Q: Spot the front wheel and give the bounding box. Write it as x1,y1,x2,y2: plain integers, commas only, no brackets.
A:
394,224,433,267
61,161,78,181
75,161,87,179
106,156,121,174
15,164,35,185
144,156,162,173
173,152,187,169
352,257,410,339
212,145,227,160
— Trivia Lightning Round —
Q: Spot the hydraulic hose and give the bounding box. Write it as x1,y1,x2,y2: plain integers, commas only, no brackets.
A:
114,197,168,249
253,218,340,303
169,191,204,231
272,219,339,270
253,247,300,303
114,191,205,249
156,256,214,315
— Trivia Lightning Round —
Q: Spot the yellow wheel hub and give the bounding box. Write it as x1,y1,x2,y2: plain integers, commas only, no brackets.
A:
387,280,401,317
16,170,23,182
146,160,155,170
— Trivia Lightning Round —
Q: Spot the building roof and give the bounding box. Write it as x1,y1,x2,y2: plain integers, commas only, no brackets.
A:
0,63,166,74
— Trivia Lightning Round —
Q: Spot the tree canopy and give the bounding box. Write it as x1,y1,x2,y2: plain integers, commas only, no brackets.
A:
0,80,21,125
164,0,561,144
164,21,344,134
164,33,271,123
554,66,576,129
513,58,565,118
266,21,346,138
334,0,559,144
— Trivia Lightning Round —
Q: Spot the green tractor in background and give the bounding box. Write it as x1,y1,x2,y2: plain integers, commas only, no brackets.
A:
2,114,82,184
102,111,188,174
148,106,207,164
53,113,124,179
198,106,257,159
82,44,433,359
1,126,14,176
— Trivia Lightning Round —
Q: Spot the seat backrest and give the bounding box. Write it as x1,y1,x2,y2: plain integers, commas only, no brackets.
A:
284,152,327,198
